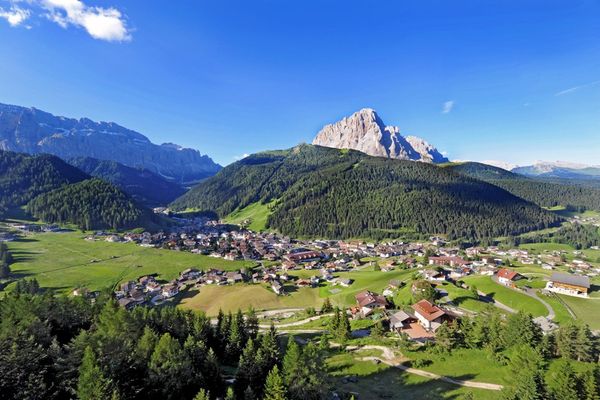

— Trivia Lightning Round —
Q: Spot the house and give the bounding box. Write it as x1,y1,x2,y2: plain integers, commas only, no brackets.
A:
284,250,322,263
497,268,521,286
411,299,446,332
429,256,468,267
162,284,179,298
388,310,415,330
271,281,284,295
355,291,388,316
118,297,137,310
339,278,353,287
421,269,447,282
226,271,244,284
545,272,590,297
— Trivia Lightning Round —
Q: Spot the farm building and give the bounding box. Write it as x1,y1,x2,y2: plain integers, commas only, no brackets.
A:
545,272,590,297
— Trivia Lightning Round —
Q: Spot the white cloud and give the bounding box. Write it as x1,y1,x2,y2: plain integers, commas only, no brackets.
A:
0,6,30,26
555,80,600,96
0,0,131,42
234,153,249,160
442,100,454,114
42,0,131,42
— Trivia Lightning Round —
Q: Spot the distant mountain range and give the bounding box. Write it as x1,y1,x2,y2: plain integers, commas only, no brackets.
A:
0,103,221,184
480,160,600,180
312,108,448,163
68,157,186,207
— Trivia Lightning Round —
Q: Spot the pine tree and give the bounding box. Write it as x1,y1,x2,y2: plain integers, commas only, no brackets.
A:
0,262,10,279
370,320,384,339
149,333,193,398
260,324,280,370
282,336,302,387
77,347,111,400
225,387,235,400
263,365,287,400
336,310,351,343
320,298,333,314
501,345,547,400
581,367,600,400
246,308,259,340
193,388,210,400
546,359,579,400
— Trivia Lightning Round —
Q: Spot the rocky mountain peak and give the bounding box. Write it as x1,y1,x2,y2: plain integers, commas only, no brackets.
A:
312,109,448,163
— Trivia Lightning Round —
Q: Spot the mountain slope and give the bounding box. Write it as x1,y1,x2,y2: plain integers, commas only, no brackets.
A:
27,179,155,230
0,150,89,216
312,108,448,163
172,145,559,241
0,103,221,184
68,157,186,207
449,162,600,211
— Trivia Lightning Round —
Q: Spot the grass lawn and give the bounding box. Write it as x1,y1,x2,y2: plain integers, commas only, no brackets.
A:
462,276,547,317
439,282,491,313
5,231,254,294
539,292,575,325
519,242,575,252
558,295,600,330
319,269,415,307
179,284,323,315
327,349,501,400
402,347,510,385
223,201,274,232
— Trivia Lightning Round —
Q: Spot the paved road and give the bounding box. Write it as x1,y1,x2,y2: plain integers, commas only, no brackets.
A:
476,290,517,314
490,276,555,319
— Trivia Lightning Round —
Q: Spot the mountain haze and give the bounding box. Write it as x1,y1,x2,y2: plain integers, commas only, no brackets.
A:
312,108,448,163
0,103,221,184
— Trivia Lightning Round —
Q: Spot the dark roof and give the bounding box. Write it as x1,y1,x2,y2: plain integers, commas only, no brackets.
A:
550,272,590,288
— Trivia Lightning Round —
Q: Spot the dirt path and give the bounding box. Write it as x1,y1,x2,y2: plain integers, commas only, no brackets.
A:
354,345,503,391
259,312,333,329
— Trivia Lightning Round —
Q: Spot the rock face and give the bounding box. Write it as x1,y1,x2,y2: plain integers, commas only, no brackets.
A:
0,103,221,184
312,108,448,163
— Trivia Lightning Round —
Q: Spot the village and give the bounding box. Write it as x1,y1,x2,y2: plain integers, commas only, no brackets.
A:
95,214,599,341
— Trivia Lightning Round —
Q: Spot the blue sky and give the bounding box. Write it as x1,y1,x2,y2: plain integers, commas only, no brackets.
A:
1,0,599,166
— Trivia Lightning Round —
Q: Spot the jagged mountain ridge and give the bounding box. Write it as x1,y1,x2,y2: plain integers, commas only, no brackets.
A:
0,103,221,184
312,108,448,163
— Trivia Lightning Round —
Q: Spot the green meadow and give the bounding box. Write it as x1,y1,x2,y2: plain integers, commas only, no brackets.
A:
4,231,254,294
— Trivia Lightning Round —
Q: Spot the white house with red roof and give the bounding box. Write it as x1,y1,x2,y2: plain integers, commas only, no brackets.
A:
411,299,447,332
497,268,521,286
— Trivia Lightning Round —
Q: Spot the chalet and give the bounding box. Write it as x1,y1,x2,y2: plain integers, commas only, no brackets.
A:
497,268,521,286
284,250,322,263
162,284,179,298
355,290,388,316
271,281,284,295
421,269,447,282
412,299,446,332
338,278,353,287
180,268,201,280
118,297,137,310
296,279,312,288
545,272,590,297
226,271,244,284
429,256,468,267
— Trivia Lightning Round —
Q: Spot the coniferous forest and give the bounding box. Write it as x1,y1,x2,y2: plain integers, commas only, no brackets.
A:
171,145,561,241
0,289,327,400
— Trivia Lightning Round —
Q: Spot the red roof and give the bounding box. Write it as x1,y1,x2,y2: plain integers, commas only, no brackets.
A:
497,268,519,280
355,290,388,308
412,299,446,322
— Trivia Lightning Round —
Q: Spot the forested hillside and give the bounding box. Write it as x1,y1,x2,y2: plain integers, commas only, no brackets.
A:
172,145,560,241
0,150,89,218
449,162,600,211
27,179,154,230
69,157,186,206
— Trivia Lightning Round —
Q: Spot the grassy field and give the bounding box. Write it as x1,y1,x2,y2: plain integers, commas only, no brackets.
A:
179,284,323,315
4,231,254,294
558,295,600,330
223,201,274,232
327,349,501,400
462,275,547,317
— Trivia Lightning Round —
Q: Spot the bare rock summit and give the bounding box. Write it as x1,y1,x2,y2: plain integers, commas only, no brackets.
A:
312,108,448,163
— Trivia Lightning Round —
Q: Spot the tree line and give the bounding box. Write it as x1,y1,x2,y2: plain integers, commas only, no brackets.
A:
0,286,327,400
0,242,12,279
425,307,599,400
505,223,600,251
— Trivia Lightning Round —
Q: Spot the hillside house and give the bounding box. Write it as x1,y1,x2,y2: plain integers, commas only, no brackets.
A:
355,290,388,316
497,268,522,286
545,272,590,297
411,299,446,332
429,256,468,267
